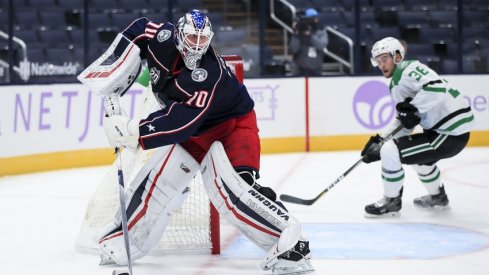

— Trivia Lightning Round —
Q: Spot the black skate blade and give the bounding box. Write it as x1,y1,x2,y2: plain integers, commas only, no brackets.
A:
112,270,129,275
364,211,401,218
433,205,451,211
414,204,451,211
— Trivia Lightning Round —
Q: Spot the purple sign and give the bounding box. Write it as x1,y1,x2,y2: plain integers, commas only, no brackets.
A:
353,80,395,130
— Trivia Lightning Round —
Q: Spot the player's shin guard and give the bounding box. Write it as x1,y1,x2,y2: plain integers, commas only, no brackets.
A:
411,164,449,208
380,140,404,198
411,164,443,195
201,141,313,274
365,140,404,218
97,144,199,265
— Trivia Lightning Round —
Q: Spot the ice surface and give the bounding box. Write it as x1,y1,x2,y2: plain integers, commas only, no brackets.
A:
1,147,488,275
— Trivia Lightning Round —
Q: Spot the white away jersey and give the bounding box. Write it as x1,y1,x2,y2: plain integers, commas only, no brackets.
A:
387,60,475,136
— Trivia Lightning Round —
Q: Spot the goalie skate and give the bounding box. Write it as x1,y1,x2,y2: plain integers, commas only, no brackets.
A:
264,240,314,275
99,253,116,266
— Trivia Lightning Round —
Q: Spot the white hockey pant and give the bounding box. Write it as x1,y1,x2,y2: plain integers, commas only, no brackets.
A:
200,141,305,271
98,144,199,265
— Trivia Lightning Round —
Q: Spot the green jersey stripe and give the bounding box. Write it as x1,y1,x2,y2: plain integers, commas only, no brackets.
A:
423,86,446,93
440,115,475,132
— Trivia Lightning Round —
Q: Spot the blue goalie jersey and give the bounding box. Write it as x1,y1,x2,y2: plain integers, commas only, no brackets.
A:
121,17,254,149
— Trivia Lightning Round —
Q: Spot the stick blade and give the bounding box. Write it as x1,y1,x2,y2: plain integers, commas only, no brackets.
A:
279,194,316,205
112,270,130,275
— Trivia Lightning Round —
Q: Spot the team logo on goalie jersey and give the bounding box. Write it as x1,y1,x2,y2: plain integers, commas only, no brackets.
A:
150,67,160,84
157,30,171,42
191,68,207,82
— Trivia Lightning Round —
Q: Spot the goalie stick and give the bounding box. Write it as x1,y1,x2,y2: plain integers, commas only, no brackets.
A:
279,124,404,206
102,94,134,275
114,148,133,275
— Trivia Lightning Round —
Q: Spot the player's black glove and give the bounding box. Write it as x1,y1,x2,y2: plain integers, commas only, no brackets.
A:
396,97,420,129
361,134,383,163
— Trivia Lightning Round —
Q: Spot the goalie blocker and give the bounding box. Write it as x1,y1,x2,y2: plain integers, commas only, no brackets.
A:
201,142,314,274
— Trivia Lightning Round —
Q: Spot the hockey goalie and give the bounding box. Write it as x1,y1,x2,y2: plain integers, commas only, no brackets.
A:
77,10,314,274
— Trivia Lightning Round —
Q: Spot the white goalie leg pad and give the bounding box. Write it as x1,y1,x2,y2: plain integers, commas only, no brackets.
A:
98,144,198,265
77,33,141,96
201,142,313,274
201,141,290,251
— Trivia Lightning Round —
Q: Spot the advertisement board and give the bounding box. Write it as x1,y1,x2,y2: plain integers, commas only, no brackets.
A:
1,83,147,158
1,75,487,174
308,75,489,150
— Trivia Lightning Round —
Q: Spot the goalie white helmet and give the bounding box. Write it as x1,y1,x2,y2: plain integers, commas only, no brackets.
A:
176,10,214,70
370,37,405,67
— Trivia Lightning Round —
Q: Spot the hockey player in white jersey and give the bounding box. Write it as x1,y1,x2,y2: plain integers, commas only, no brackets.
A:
361,37,475,217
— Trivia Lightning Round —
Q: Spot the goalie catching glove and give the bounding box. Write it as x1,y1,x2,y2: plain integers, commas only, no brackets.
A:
77,33,141,96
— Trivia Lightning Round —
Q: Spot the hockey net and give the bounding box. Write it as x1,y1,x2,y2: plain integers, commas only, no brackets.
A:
75,55,244,256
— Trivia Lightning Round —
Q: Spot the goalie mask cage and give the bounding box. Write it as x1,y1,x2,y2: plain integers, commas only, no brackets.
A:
75,55,244,256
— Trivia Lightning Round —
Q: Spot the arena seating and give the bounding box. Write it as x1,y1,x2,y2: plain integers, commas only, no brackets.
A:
0,0,488,82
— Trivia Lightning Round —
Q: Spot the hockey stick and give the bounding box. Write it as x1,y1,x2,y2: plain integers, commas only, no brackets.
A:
103,94,134,275
279,124,404,206
114,148,133,275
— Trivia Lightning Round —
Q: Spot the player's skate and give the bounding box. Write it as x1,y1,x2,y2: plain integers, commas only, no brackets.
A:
413,184,450,210
365,188,402,218
263,240,314,275
99,253,116,265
